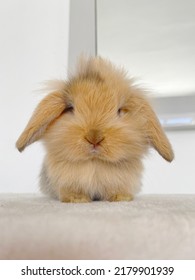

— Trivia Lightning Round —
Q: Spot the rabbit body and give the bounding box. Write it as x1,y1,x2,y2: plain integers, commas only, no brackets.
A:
16,57,174,202
40,156,143,202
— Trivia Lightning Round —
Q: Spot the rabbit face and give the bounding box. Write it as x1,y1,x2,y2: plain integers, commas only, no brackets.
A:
43,78,147,164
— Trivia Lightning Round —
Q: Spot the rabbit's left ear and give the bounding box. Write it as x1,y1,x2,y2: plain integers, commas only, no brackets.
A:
141,98,174,162
16,92,67,152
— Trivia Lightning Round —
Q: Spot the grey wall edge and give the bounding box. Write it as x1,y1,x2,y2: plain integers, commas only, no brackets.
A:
68,0,96,74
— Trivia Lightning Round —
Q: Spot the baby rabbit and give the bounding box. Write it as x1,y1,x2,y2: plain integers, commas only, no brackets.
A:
16,57,174,202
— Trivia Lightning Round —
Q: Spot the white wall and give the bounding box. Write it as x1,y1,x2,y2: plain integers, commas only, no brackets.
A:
0,0,70,193
0,0,194,195
142,130,195,194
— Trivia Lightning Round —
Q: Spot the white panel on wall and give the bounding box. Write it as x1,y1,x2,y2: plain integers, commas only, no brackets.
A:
0,0,70,193
97,0,195,97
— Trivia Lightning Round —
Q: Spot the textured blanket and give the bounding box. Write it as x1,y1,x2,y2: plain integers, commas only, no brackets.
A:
0,194,195,259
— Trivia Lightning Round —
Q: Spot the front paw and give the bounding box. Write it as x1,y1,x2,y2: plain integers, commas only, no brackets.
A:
108,193,133,202
59,188,91,203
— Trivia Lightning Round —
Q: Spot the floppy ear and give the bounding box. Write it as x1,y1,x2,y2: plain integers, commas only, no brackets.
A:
16,92,67,152
141,99,174,162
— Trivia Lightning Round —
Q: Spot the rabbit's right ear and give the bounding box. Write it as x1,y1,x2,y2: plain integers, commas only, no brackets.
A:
141,98,174,162
16,92,67,152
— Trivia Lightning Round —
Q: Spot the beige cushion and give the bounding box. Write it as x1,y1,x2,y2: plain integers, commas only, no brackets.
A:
0,194,195,259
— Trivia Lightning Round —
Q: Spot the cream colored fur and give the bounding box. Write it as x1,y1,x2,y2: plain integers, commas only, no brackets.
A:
16,57,174,202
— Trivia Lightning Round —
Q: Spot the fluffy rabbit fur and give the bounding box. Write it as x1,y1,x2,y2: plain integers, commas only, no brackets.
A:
16,57,174,202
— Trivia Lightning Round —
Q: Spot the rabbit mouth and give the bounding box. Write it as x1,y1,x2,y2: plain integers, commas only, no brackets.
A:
85,138,104,156
86,144,106,160
90,143,101,152
88,145,101,156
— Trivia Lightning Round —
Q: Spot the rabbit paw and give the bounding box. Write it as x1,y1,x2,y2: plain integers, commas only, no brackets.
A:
108,193,133,202
59,188,91,203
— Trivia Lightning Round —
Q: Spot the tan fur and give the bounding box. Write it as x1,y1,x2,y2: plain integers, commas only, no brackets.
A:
59,188,91,203
16,56,174,202
16,92,67,152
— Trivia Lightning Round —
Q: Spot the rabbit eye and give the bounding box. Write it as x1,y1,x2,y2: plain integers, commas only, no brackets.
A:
63,104,74,113
118,108,122,115
117,108,128,117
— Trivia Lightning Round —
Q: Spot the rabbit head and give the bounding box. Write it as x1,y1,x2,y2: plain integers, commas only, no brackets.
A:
16,57,174,166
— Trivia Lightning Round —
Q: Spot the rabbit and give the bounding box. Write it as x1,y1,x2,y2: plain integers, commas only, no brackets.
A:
16,56,174,203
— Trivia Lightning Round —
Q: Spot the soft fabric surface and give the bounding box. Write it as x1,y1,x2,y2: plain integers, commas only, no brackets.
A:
0,194,195,260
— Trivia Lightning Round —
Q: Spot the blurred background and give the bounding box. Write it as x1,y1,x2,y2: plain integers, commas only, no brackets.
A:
0,0,194,194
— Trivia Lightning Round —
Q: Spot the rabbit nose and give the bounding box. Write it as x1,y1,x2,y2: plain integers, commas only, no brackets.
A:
85,129,104,147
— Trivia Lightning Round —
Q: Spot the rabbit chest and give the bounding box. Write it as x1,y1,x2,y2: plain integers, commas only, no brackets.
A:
40,158,142,199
